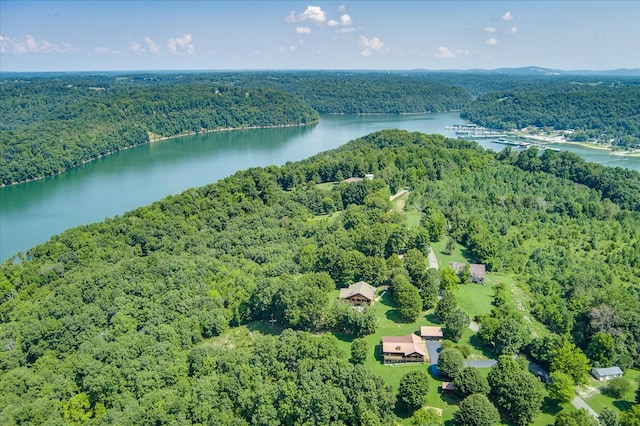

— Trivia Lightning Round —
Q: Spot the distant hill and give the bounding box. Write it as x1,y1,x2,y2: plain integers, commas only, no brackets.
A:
410,66,640,77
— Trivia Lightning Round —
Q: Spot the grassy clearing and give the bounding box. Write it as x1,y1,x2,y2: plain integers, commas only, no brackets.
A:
584,369,640,415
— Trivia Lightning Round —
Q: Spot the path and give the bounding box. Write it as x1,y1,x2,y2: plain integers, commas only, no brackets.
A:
571,396,599,419
427,247,439,270
390,189,408,201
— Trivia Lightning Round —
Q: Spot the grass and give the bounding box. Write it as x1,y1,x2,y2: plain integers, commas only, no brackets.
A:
584,369,640,415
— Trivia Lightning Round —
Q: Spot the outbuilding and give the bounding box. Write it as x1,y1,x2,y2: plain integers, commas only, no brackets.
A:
591,366,623,381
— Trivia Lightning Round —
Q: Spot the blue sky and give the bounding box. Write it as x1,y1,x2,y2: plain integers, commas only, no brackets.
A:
1,1,639,72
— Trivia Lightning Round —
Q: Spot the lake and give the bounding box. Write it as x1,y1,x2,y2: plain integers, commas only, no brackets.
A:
1,112,639,260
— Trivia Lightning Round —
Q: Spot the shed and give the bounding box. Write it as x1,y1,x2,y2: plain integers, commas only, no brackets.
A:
420,326,444,341
591,366,623,381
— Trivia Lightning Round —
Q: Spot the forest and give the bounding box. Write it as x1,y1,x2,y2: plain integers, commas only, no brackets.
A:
0,79,319,185
461,82,640,148
1,129,639,425
2,71,639,185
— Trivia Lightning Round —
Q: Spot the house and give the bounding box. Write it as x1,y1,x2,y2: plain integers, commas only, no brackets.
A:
339,281,376,306
364,173,374,180
381,334,428,364
591,366,623,381
441,382,455,394
420,326,443,341
449,262,486,285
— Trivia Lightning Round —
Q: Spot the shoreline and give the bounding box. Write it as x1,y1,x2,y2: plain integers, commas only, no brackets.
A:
506,131,640,157
1,120,320,188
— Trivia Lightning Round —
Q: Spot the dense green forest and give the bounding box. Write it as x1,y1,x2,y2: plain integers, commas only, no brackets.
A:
0,79,319,185
1,130,639,424
462,82,640,148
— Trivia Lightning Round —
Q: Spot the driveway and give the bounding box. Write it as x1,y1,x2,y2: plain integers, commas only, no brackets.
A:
464,359,497,368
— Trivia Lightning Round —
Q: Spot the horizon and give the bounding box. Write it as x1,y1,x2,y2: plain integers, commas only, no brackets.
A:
1,1,639,73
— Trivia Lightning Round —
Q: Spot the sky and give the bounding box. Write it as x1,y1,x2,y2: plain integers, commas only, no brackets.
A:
1,1,639,72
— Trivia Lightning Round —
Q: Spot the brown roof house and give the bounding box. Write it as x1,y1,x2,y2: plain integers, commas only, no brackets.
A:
380,334,428,364
420,326,444,341
441,382,455,395
450,262,486,285
339,281,376,306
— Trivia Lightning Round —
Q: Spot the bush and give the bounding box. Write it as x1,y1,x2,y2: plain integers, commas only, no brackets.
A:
603,377,632,399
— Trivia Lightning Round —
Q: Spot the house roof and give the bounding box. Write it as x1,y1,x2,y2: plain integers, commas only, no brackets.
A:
339,281,376,301
420,326,443,338
343,177,364,183
441,382,455,391
470,263,486,279
381,334,427,357
592,366,623,377
449,262,486,279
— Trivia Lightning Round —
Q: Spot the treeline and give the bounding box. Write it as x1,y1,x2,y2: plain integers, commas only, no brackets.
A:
1,130,639,424
0,78,319,185
462,82,640,148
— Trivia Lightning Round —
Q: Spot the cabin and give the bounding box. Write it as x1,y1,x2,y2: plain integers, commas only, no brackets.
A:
591,366,623,381
339,281,376,306
450,262,486,285
420,326,443,341
441,382,455,395
380,334,428,364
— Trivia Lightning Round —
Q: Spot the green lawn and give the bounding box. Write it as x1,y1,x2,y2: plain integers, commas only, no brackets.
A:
584,369,640,415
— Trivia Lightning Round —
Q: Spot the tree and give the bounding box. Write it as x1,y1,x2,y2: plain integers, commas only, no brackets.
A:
548,371,575,404
488,355,545,426
599,407,619,426
391,273,423,322
397,370,430,412
554,409,598,426
454,394,501,426
621,404,640,426
435,290,457,322
603,377,632,399
411,407,442,426
492,315,530,355
551,340,590,385
454,367,490,398
439,266,460,291
437,348,465,379
443,308,469,342
350,338,368,365
422,210,446,242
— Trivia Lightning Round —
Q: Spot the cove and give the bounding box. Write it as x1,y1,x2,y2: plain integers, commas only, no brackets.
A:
1,112,639,260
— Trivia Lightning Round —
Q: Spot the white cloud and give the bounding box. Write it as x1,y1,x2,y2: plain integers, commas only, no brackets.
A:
335,27,357,33
296,26,311,34
144,36,163,53
358,35,384,57
511,26,518,33
436,46,455,59
329,13,351,28
287,6,326,23
0,34,73,54
485,38,499,45
455,49,470,56
129,40,143,53
337,5,346,12
502,11,513,21
340,14,352,26
167,34,195,54
484,26,497,33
